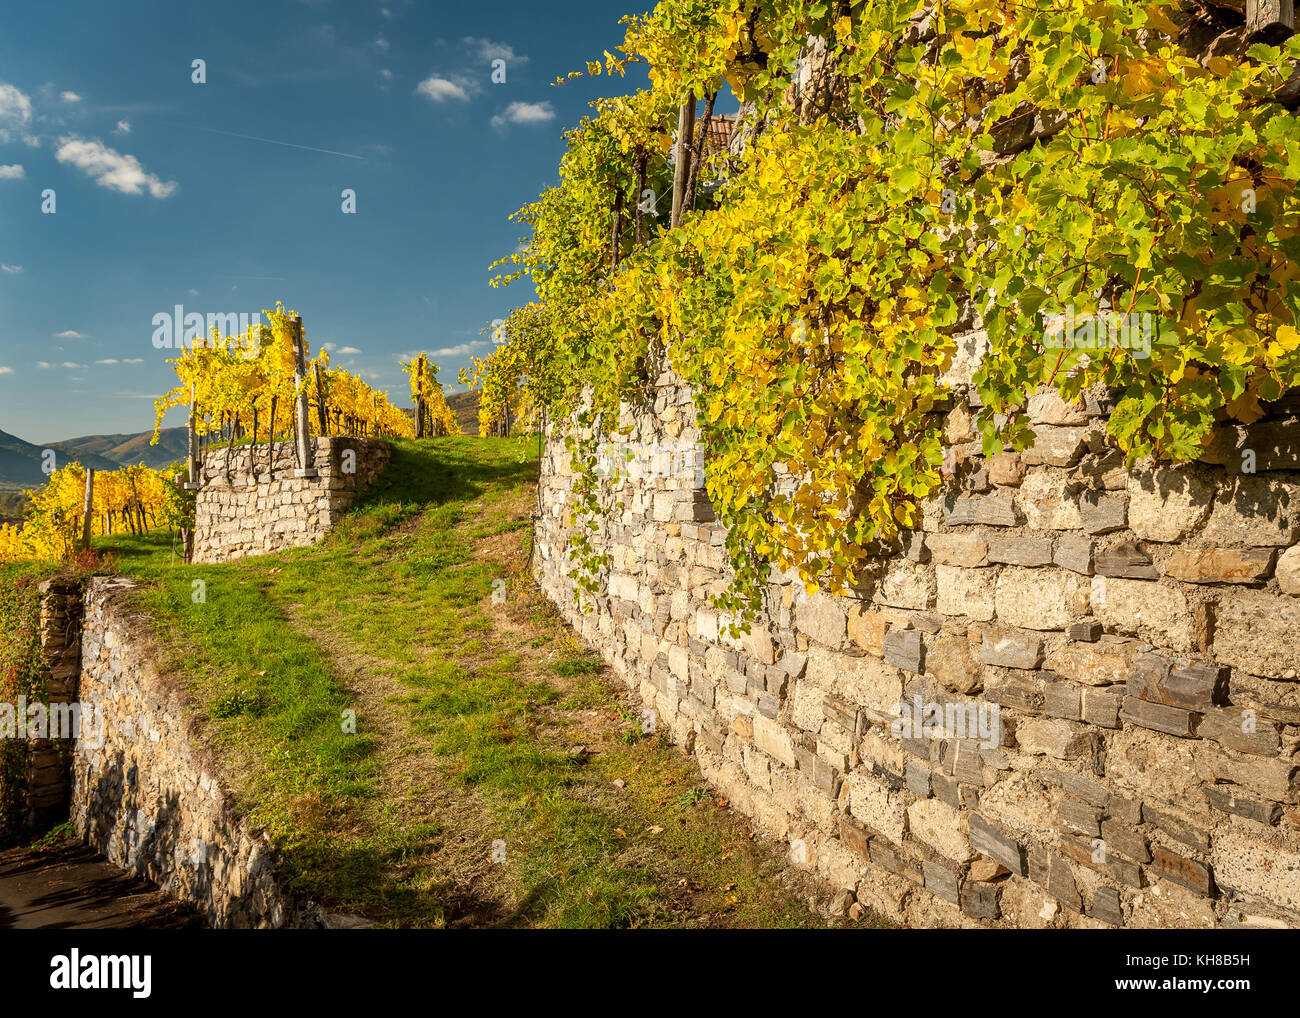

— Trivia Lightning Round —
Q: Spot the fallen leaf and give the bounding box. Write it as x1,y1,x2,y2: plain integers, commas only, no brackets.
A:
646,825,664,835
614,828,627,839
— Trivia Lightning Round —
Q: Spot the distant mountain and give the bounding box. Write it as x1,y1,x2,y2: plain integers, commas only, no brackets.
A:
0,426,188,487
0,429,60,487
448,391,481,435
46,428,188,471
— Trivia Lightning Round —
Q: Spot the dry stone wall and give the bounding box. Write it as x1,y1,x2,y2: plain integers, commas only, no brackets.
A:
193,437,390,563
19,578,83,826
534,359,1300,929
71,576,292,928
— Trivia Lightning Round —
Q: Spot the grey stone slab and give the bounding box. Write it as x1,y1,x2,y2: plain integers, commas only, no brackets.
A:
969,813,1026,876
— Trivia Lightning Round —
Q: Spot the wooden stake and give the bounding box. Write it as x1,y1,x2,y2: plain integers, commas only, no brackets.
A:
415,354,427,439
670,93,695,229
268,395,277,478
314,361,329,435
80,469,94,551
187,382,198,485
611,188,624,269
684,90,717,213
634,148,648,246
1248,0,1295,41
291,315,316,475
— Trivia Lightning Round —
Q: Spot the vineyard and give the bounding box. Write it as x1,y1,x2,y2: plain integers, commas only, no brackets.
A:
1,305,460,564
152,303,425,447
480,0,1300,624
0,462,181,564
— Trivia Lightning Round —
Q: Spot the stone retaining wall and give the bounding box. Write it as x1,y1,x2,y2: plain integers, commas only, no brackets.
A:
70,576,292,928
20,578,83,826
192,437,390,563
534,363,1300,929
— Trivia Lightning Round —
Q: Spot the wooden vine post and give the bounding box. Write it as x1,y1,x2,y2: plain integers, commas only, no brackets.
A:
79,468,94,552
634,147,648,246
670,93,696,229
611,188,624,269
415,354,427,439
291,315,318,478
1247,0,1295,41
183,382,201,492
314,361,329,435
684,91,717,213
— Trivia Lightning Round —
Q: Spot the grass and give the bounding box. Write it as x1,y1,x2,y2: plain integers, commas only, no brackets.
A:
53,435,877,928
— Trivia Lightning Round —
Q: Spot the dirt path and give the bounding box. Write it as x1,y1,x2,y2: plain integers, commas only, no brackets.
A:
0,838,197,929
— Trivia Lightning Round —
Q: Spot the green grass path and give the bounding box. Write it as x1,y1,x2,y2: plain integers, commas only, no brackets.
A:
86,436,865,928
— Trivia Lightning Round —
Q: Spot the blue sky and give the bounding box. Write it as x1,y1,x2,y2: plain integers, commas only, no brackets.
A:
0,0,641,441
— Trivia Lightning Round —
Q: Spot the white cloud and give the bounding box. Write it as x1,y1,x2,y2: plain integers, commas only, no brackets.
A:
55,135,178,198
464,38,527,64
123,357,143,364
381,7,392,18
188,288,199,296
321,342,336,352
0,83,33,142
36,361,51,369
416,76,469,103
338,345,361,354
60,361,83,369
1,264,21,274
114,119,131,135
428,342,485,357
379,69,393,83
95,358,118,365
374,34,390,54
0,366,12,375
491,101,555,129
53,329,83,338
61,90,81,103
0,164,24,179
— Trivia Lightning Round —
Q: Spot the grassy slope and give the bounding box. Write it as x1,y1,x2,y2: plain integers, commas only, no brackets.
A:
90,436,868,928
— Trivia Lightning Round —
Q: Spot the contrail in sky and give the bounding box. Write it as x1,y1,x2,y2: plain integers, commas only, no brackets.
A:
165,122,364,159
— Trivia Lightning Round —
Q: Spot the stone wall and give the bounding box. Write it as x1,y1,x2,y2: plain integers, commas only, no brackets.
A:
192,437,390,564
533,362,1300,929
22,578,83,825
0,577,82,836
70,576,292,928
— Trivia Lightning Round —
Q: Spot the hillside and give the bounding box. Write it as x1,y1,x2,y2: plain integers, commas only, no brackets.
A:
447,390,481,435
47,428,188,471
403,392,483,435
0,430,51,488
0,426,188,488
